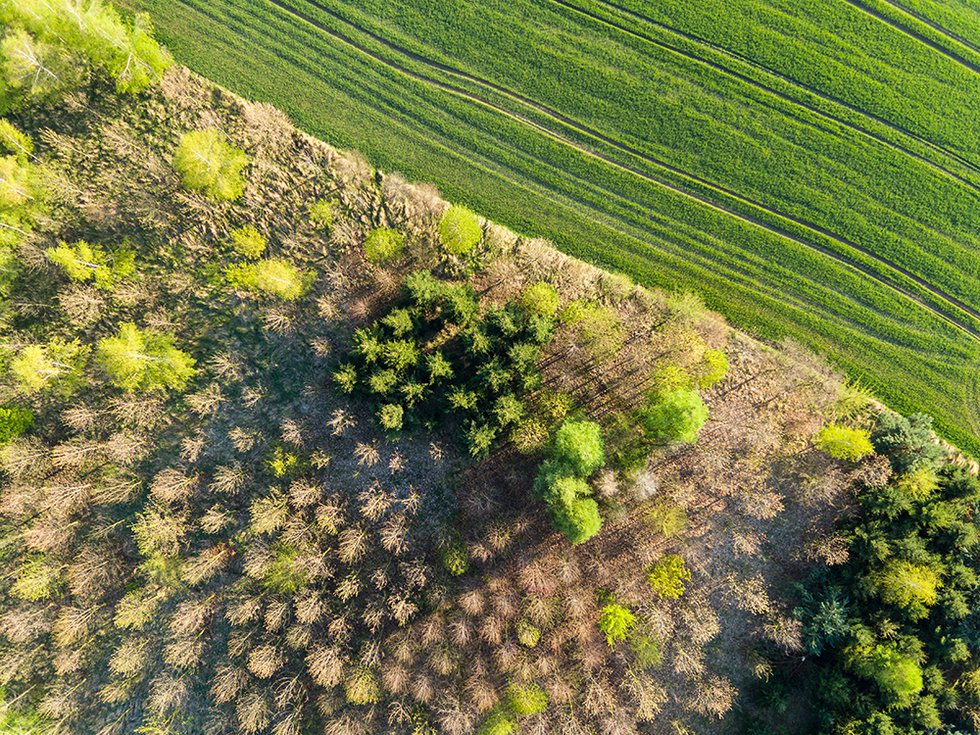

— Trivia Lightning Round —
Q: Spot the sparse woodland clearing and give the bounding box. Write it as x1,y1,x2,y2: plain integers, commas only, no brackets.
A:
0,5,977,735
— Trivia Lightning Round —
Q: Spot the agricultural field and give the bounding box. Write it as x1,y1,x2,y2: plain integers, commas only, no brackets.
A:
121,0,980,454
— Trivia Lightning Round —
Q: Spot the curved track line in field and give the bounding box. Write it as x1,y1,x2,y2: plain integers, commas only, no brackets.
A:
267,0,980,344
883,0,980,53
840,0,980,74
571,0,980,181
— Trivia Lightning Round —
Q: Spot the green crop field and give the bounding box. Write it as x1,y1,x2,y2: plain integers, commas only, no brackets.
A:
122,0,980,453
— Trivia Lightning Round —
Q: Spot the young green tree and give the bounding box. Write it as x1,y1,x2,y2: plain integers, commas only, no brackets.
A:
229,225,266,259
548,419,605,477
696,348,729,388
226,259,313,300
0,29,75,105
0,406,31,444
96,322,195,392
308,199,334,230
519,282,559,317
438,204,482,256
555,497,602,545
639,388,708,443
872,561,940,619
173,129,248,200
0,119,33,161
10,338,88,394
45,240,134,289
815,424,874,461
598,602,636,646
378,403,403,431
506,682,548,717
363,227,404,265
646,554,692,599
0,154,34,208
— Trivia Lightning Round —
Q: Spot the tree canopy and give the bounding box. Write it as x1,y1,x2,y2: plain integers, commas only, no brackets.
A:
639,388,708,443
173,129,248,201
438,204,482,256
96,323,195,392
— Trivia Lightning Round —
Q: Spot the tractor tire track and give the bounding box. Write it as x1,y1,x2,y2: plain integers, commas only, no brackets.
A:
571,0,980,182
267,0,980,344
883,0,980,53
841,0,980,74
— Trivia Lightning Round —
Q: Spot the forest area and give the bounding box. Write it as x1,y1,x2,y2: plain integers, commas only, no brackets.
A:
0,3,978,735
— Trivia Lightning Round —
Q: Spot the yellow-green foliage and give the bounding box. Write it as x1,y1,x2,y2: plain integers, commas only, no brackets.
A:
894,467,938,501
0,119,32,160
438,204,482,255
697,348,729,388
815,423,874,461
308,199,334,229
96,323,195,392
873,561,940,618
0,155,33,208
640,388,708,443
648,364,692,396
363,227,405,264
476,709,516,735
516,619,540,647
10,338,88,394
520,281,559,316
646,554,692,599
560,299,624,358
0,685,49,735
173,129,248,200
227,258,313,300
0,29,76,103
598,602,636,646
441,542,469,576
642,501,689,538
344,666,380,705
847,642,924,701
506,682,548,717
229,225,266,258
0,0,172,96
45,240,134,289
266,446,299,478
0,406,32,444
11,556,61,601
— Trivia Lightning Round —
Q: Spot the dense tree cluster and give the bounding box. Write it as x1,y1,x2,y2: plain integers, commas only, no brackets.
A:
782,412,980,734
335,271,557,456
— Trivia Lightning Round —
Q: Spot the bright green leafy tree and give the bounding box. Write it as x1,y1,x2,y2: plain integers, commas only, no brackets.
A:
96,322,195,392
0,406,31,443
598,602,636,646
520,281,559,316
816,423,875,461
646,554,692,599
229,225,266,258
227,258,313,300
45,240,134,289
173,129,248,200
363,227,404,264
639,388,708,443
10,338,88,394
438,204,482,255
